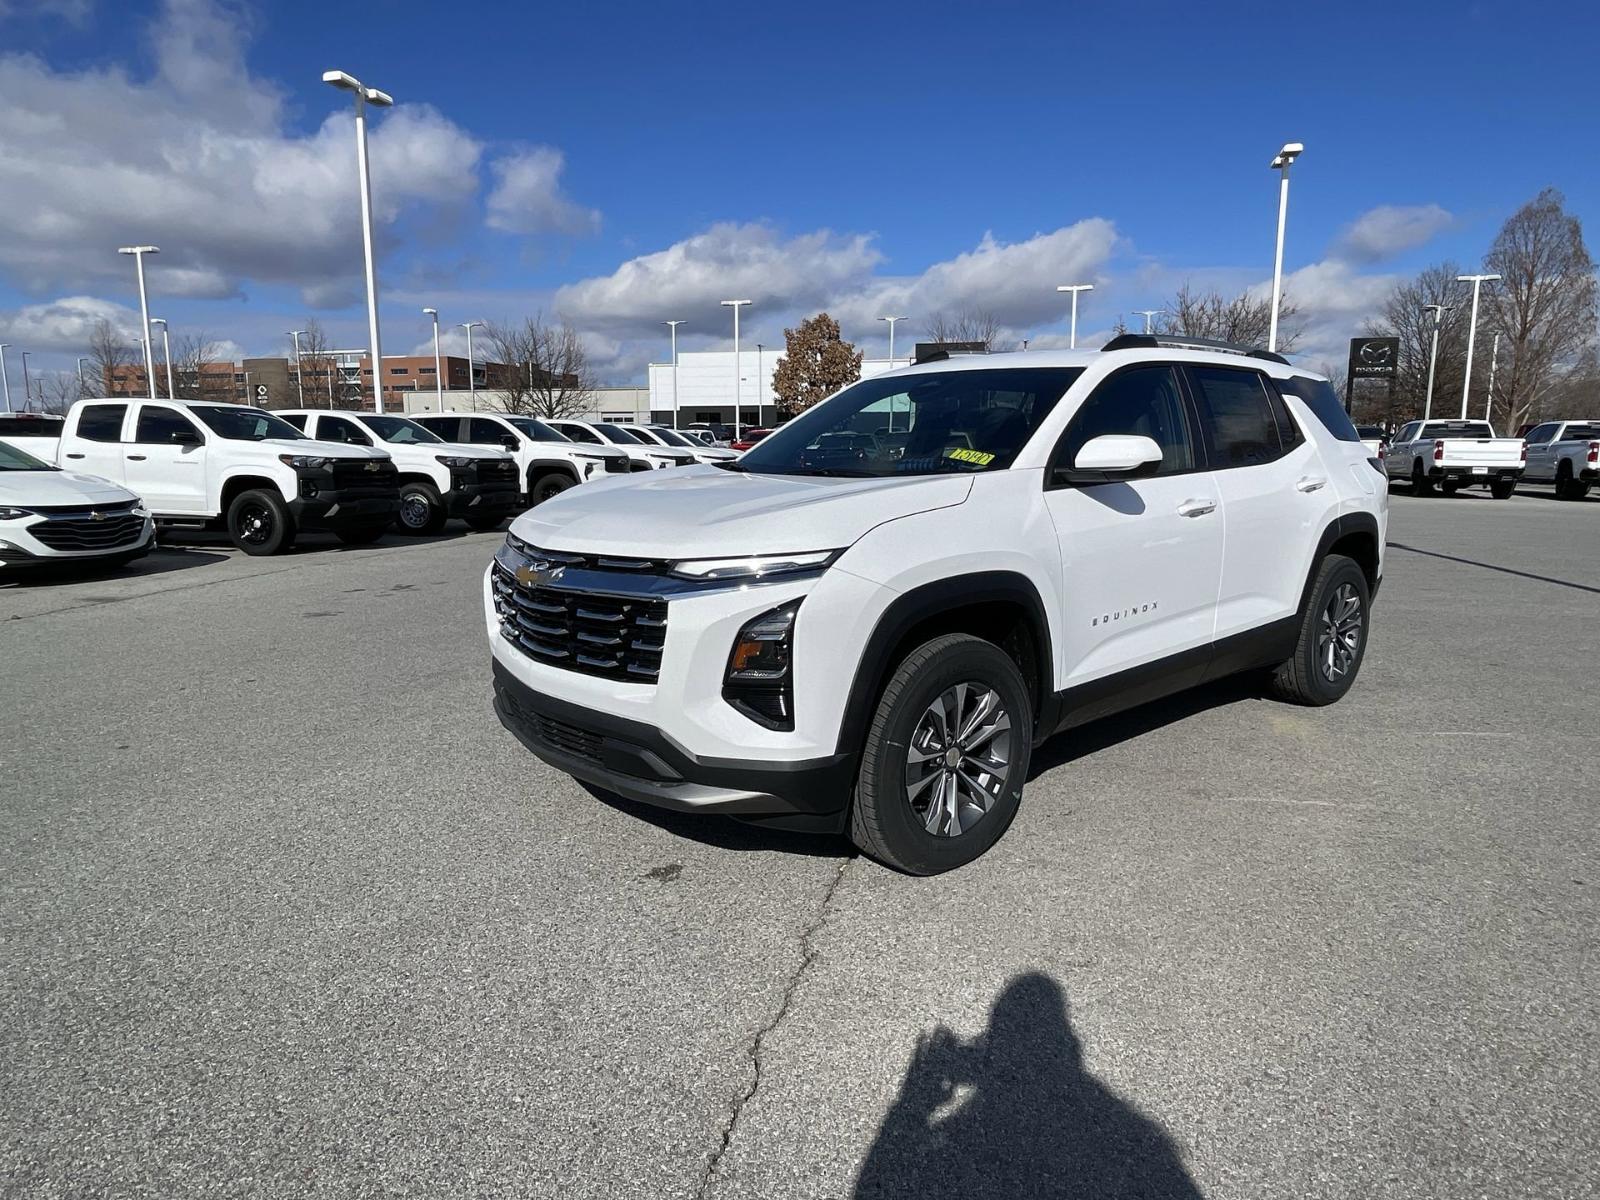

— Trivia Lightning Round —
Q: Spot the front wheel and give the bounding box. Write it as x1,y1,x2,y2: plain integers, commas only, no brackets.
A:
396,480,446,535
227,488,295,556
849,633,1032,876
1490,478,1517,500
529,471,575,505
1268,554,1371,706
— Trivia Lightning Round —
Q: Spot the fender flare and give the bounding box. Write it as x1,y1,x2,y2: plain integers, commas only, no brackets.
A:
832,570,1054,759
1296,511,1381,619
525,458,582,485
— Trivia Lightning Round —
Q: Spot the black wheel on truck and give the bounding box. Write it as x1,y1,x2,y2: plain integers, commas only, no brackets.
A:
395,480,447,535
1489,477,1517,500
336,522,389,545
529,470,574,505
849,633,1032,876
1554,464,1587,500
227,488,296,556
1411,460,1434,495
1267,554,1371,707
1439,479,1460,495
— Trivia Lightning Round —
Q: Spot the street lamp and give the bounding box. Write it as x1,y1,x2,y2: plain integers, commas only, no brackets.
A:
664,320,683,429
288,330,307,407
1056,284,1094,349
150,318,175,398
117,245,159,399
1485,333,1501,423
0,344,11,412
322,69,394,412
1134,309,1164,335
1456,273,1500,419
423,309,442,411
1267,141,1303,353
1421,303,1450,421
878,315,908,367
720,299,751,438
76,356,89,396
459,320,483,407
21,351,32,409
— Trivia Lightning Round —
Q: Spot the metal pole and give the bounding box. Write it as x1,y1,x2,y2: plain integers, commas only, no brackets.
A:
352,92,386,412
756,343,763,426
77,356,87,395
1057,285,1093,349
0,345,11,412
132,252,156,398
1135,310,1162,334
429,312,442,411
154,320,175,398
21,351,32,408
1485,333,1500,424
461,321,482,406
289,331,306,407
665,321,682,430
1268,166,1290,353
1422,304,1446,422
1457,274,1499,420
721,300,751,438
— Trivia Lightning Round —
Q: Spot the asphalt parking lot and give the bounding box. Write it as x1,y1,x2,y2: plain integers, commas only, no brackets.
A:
3,482,1597,1200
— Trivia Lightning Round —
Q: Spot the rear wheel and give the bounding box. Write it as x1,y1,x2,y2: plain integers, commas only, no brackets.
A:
1554,465,1588,500
849,634,1032,876
227,488,295,556
1268,554,1370,706
1490,477,1517,500
396,480,446,535
1439,479,1460,495
529,471,575,505
1411,461,1434,495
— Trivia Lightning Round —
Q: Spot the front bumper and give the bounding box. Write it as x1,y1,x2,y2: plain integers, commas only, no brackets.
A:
492,660,854,832
446,480,522,518
288,492,399,530
0,512,154,568
1429,466,1523,482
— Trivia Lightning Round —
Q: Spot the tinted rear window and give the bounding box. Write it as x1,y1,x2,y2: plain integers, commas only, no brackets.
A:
1421,422,1495,440
76,404,127,442
1277,376,1360,443
1560,424,1600,441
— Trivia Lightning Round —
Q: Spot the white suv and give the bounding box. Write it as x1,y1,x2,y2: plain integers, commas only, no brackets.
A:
485,338,1388,874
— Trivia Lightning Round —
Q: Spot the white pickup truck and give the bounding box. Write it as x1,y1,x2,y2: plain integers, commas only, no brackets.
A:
39,397,400,555
411,411,631,506
1384,419,1524,498
1520,419,1600,500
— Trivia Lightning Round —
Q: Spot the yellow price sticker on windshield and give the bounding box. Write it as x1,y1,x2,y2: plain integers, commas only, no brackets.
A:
945,447,995,466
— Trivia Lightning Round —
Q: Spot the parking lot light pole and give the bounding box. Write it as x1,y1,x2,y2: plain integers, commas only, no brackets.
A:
1267,142,1303,354
664,320,683,429
76,356,88,396
1056,284,1094,349
288,330,306,407
322,70,393,412
1135,309,1163,335
117,245,160,399
0,344,11,412
1456,273,1500,420
1421,303,1449,421
720,300,751,439
21,351,32,408
459,320,483,408
1485,333,1501,423
151,318,175,398
878,314,907,366
423,309,442,411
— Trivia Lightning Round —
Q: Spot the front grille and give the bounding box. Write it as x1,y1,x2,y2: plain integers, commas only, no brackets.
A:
475,459,519,485
492,559,668,682
527,710,603,765
505,532,667,574
329,459,399,498
603,456,629,474
30,514,145,551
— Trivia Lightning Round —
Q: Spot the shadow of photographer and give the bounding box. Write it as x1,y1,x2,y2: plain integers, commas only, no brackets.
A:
855,973,1203,1199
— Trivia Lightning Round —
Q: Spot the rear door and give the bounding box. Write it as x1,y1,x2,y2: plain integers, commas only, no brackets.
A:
1043,363,1224,688
1521,423,1560,480
123,403,208,513
60,402,129,484
1185,364,1331,642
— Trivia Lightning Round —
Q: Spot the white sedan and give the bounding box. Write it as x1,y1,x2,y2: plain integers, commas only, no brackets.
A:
0,440,154,572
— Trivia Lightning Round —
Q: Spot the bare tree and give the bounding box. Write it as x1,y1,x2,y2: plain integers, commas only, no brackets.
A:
483,314,595,418
1482,188,1598,430
38,372,79,414
1158,283,1302,351
172,332,232,402
1369,260,1469,421
295,318,338,408
923,308,1003,350
86,317,134,395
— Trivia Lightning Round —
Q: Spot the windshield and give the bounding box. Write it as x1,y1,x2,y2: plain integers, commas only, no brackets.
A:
191,406,306,441
506,417,569,442
736,367,1084,477
363,415,443,445
650,427,698,448
1356,426,1386,438
0,440,53,471
597,423,647,445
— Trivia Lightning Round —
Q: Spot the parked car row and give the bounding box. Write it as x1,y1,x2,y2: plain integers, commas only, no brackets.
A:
0,400,719,574
1374,417,1599,500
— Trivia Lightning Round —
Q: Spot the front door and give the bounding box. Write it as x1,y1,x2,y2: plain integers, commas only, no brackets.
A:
1043,363,1224,689
124,403,208,514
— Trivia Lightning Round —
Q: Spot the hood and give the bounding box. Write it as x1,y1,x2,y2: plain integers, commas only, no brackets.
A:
0,468,138,507
512,465,972,559
391,440,508,461
260,437,389,460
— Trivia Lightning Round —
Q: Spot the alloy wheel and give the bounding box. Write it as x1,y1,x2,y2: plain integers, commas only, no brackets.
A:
239,503,272,545
1317,582,1363,682
904,682,1012,837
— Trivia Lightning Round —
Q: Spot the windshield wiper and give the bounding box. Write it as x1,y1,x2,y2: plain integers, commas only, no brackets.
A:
783,467,879,477
714,461,751,472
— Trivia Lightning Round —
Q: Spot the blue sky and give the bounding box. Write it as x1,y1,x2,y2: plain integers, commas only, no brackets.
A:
1,0,1595,387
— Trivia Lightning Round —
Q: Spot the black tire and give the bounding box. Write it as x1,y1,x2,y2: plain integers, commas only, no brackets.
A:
465,513,507,532
395,480,447,535
1554,466,1586,500
529,471,575,505
1268,554,1371,706
1489,478,1517,500
1439,479,1460,495
849,633,1033,876
336,522,389,546
227,488,295,556
1411,460,1434,495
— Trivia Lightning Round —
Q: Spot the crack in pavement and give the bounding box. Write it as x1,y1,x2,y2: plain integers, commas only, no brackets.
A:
697,855,852,1199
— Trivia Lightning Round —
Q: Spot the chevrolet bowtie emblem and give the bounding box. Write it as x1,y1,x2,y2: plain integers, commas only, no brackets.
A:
89,510,106,521
516,562,562,587
365,461,379,471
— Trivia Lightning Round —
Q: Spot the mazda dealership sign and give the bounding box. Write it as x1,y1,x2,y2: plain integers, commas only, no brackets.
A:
1348,337,1399,380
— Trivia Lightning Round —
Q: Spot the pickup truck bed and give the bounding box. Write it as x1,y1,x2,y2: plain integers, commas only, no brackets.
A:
1385,420,1524,498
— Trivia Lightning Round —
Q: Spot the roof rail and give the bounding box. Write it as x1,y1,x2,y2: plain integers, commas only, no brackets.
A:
1100,332,1289,366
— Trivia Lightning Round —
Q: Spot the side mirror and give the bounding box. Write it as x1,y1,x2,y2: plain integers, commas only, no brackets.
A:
1055,434,1162,485
500,434,519,451
169,428,203,446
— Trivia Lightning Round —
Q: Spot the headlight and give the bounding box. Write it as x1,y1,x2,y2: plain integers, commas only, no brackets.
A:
278,454,332,469
670,550,839,581
0,506,34,520
436,455,476,468
723,601,800,729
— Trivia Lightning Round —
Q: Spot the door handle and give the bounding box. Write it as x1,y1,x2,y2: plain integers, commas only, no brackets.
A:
1296,476,1327,493
65,452,84,459
126,454,147,461
1177,498,1216,517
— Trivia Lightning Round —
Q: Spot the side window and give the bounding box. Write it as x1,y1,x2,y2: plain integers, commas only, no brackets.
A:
278,413,308,432
76,403,127,443
1396,423,1420,443
321,416,371,445
466,418,511,445
1524,423,1556,444
554,422,602,444
416,417,460,440
1187,367,1283,467
133,406,202,444
1052,365,1195,477
1263,384,1305,452
1276,376,1359,443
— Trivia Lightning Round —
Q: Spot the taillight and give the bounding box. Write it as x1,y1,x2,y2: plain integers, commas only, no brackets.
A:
1520,443,1527,462
1588,441,1599,464
1378,444,1387,460
1433,439,1445,462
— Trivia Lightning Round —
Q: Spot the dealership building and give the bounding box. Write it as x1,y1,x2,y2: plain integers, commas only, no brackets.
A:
647,351,909,428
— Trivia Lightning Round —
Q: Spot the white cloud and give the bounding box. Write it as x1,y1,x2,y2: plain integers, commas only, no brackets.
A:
486,147,599,236
1333,204,1452,264
0,295,143,349
0,0,484,305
